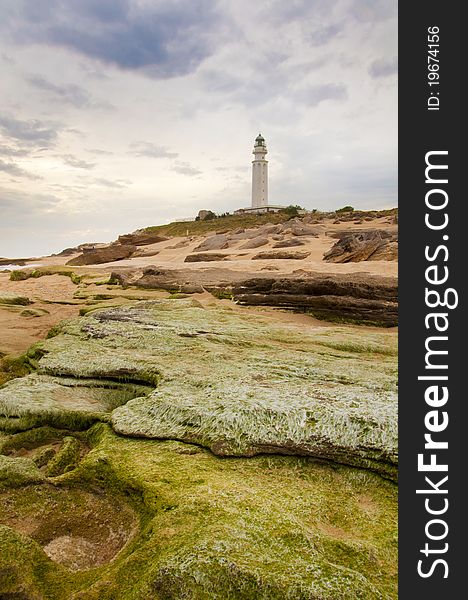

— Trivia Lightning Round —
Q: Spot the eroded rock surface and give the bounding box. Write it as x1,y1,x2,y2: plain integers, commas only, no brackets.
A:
192,234,230,252
0,423,397,599
107,267,398,326
238,236,269,249
324,230,398,263
67,245,137,266
252,250,311,260
231,273,398,326
0,299,398,598
0,301,396,478
117,232,169,246
184,252,231,262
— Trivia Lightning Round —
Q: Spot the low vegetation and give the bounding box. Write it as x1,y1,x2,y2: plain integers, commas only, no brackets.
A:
141,208,397,238
10,266,83,283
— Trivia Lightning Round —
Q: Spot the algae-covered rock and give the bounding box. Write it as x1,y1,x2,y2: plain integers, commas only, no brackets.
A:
0,291,32,306
0,454,45,487
20,308,50,317
45,436,82,477
0,300,397,597
0,374,153,431
0,300,397,477
112,381,397,479
0,424,398,598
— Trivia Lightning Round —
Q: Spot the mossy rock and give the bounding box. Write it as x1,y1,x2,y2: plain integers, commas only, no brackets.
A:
20,308,50,317
0,424,397,598
0,374,153,432
0,427,89,476
0,300,397,597
0,300,396,476
0,454,45,487
0,291,32,306
9,267,82,284
45,436,82,477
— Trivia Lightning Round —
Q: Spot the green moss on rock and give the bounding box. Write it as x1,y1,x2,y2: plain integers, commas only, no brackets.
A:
0,374,153,432
0,300,397,597
45,436,82,477
0,424,398,598
0,291,32,306
0,300,396,476
0,455,45,487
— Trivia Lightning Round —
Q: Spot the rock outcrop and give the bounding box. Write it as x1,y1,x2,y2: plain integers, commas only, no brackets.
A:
0,301,397,480
110,267,205,294
184,252,231,262
238,237,269,249
285,221,320,237
272,238,305,248
66,245,137,266
117,232,169,246
324,230,398,263
0,291,32,306
252,250,310,260
192,234,230,252
107,266,398,326
231,273,398,326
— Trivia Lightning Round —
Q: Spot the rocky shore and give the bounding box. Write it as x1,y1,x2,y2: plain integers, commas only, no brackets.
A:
0,210,398,599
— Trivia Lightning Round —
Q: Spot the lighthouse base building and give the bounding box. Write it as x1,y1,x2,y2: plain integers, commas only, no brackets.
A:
234,134,285,215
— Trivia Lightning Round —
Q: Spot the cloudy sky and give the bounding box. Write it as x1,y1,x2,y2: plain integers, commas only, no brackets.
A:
0,0,397,257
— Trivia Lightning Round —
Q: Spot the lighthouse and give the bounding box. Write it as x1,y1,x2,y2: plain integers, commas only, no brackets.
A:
234,133,284,215
251,133,268,208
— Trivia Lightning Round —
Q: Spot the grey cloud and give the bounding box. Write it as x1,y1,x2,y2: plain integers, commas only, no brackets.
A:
1,52,15,64
0,144,30,157
172,162,202,176
296,83,347,106
27,76,113,109
199,53,335,109
92,178,129,189
349,0,396,23
200,70,243,95
4,0,221,79
61,154,96,169
0,114,59,145
86,148,114,156
369,57,397,78
308,23,343,46
263,0,337,25
0,159,40,179
130,141,178,159
0,186,59,215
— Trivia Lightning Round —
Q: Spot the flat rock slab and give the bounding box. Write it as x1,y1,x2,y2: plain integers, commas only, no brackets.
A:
184,253,231,262
0,374,152,431
238,236,269,249
192,234,230,252
0,301,397,477
0,291,32,306
66,245,136,266
112,380,397,479
252,250,311,260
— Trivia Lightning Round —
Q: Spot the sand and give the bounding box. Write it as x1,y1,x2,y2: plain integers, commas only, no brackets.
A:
0,216,397,359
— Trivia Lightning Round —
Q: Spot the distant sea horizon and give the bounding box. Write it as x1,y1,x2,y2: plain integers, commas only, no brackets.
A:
0,264,40,271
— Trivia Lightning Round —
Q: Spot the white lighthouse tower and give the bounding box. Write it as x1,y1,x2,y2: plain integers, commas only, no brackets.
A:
234,133,285,215
251,133,268,208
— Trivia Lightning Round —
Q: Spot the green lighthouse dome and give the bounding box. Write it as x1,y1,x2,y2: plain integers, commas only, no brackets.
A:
255,133,266,147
